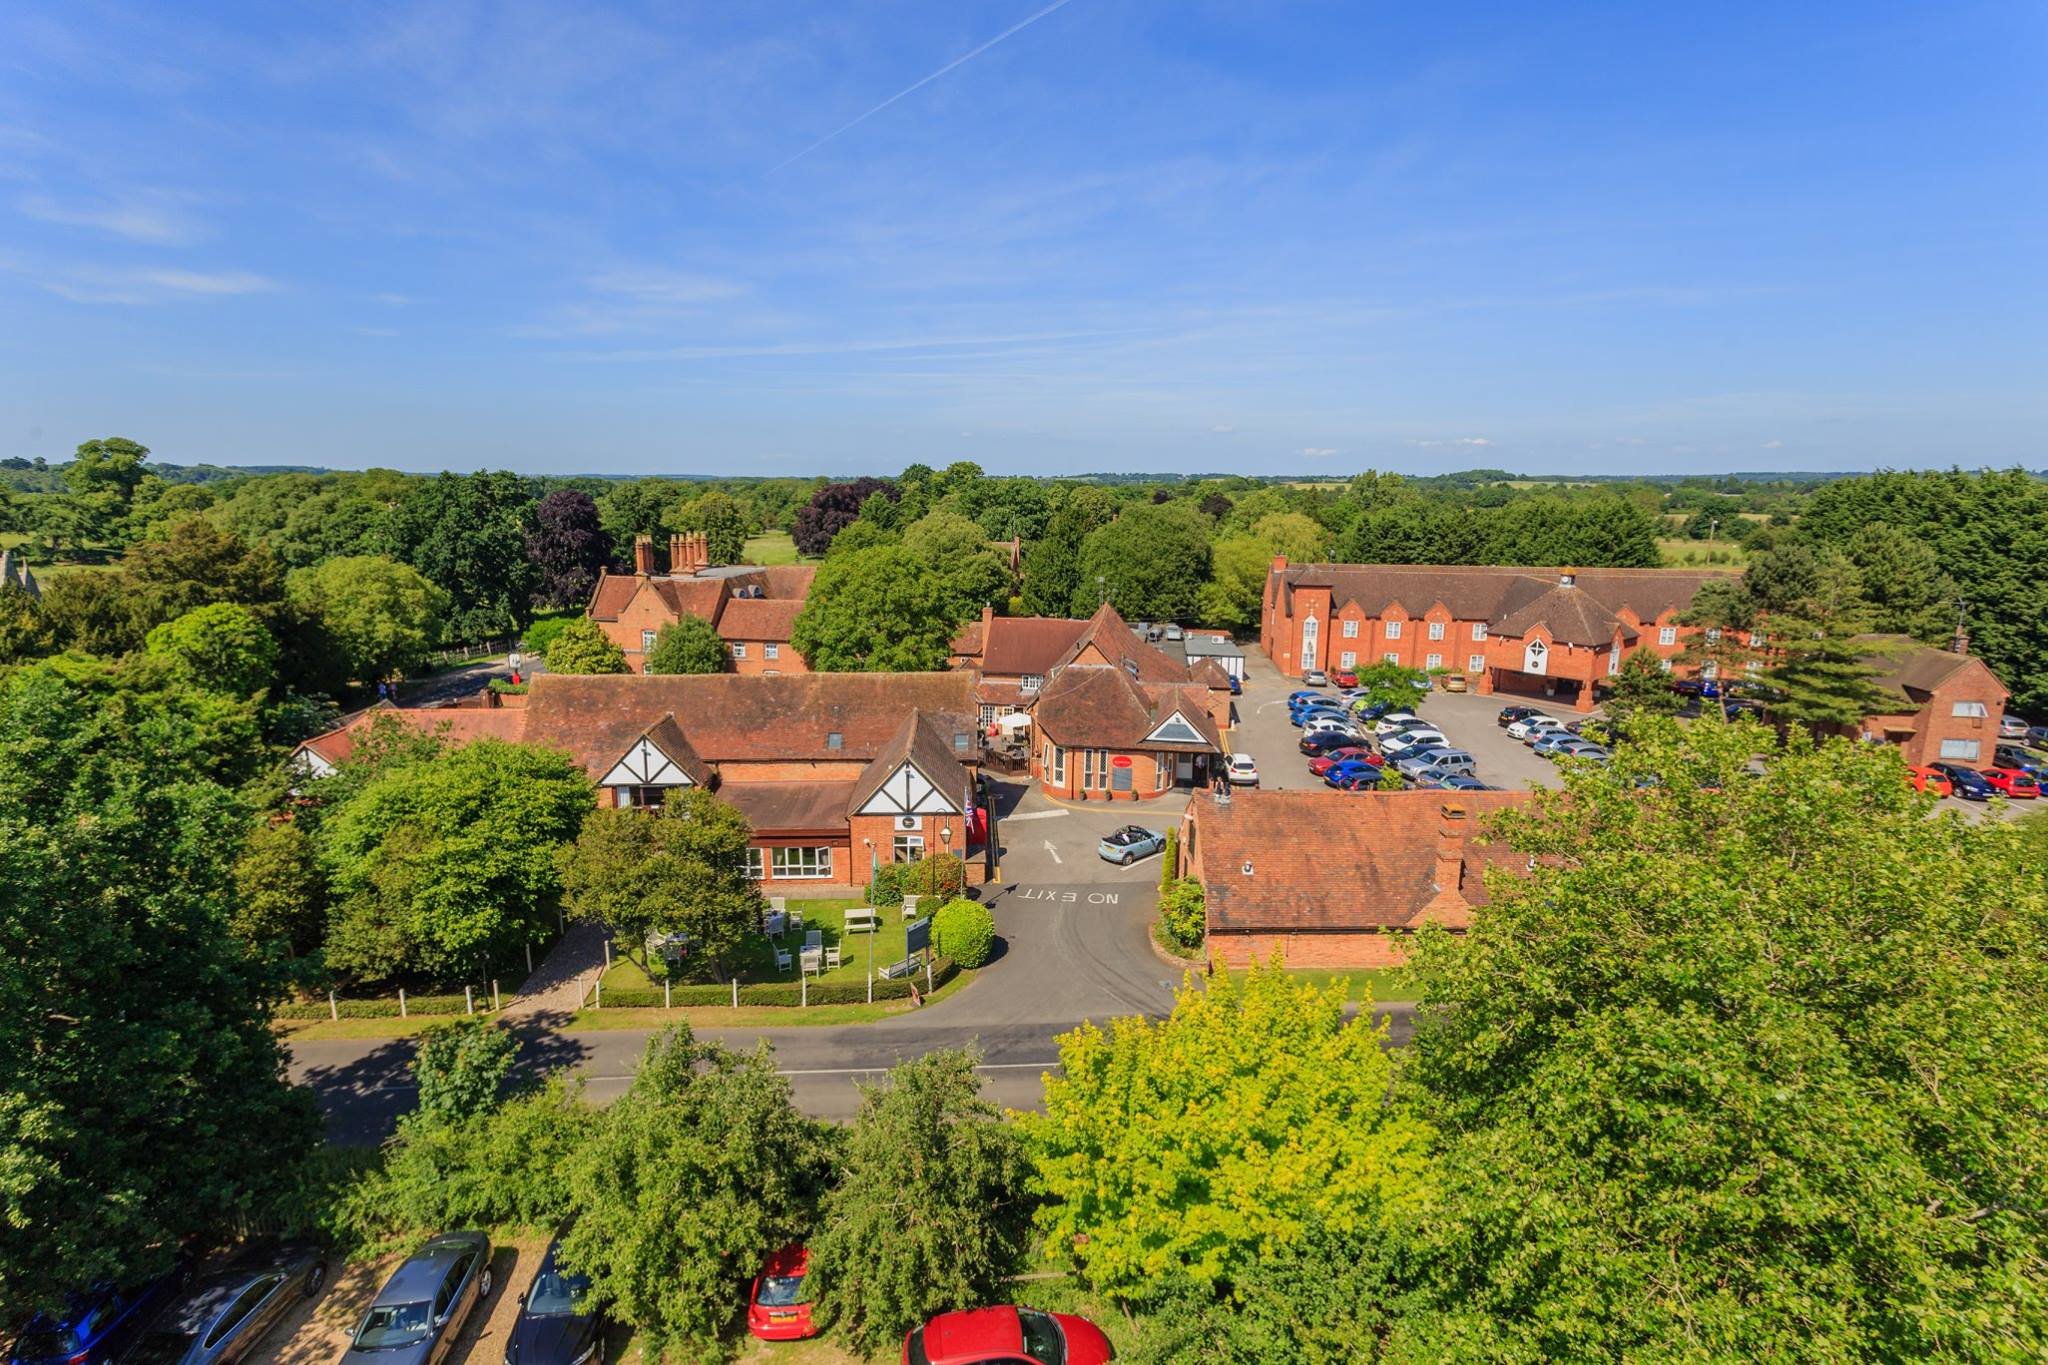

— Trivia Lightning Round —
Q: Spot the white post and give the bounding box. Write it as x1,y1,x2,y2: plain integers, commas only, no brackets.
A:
664,979,671,1010
594,977,602,1009
492,980,500,1010
398,988,407,1018
801,974,808,1009
604,940,612,969
328,990,338,1022
867,971,873,1004
731,978,739,1008
525,942,533,973
926,960,935,994
465,985,474,1015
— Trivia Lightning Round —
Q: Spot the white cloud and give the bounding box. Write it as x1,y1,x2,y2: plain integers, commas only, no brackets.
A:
1210,424,1236,434
36,265,276,304
374,291,411,306
18,191,201,245
1300,446,1338,458
134,268,273,295
586,269,748,304
1408,436,1492,448
1761,439,1784,449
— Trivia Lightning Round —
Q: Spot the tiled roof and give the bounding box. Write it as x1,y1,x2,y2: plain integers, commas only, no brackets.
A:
587,564,814,628
849,709,975,811
1856,635,2007,703
1278,564,1733,635
718,780,860,834
950,617,988,658
1052,603,1196,684
1195,789,1532,932
980,617,1092,676
587,571,640,620
296,704,532,767
1493,584,1630,647
521,671,978,772
638,713,712,786
652,577,728,622
1031,666,1222,752
717,597,803,642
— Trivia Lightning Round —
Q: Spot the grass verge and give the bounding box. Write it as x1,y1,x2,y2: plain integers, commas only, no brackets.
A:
568,968,976,1030
1287,967,1422,1004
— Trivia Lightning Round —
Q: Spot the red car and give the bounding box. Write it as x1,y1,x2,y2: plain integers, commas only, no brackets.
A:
1981,767,2041,798
1308,747,1381,777
1906,765,1953,797
1330,668,1359,688
904,1306,1114,1365
746,1244,817,1341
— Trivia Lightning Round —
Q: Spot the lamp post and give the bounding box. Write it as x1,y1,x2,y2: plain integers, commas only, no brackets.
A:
864,837,877,986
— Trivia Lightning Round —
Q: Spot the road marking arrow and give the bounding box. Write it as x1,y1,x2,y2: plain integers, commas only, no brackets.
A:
1043,840,1063,865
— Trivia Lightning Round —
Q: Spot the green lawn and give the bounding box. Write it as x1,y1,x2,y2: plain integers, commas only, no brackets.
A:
600,898,921,992
1287,968,1422,1004
1657,536,1747,568
742,530,805,565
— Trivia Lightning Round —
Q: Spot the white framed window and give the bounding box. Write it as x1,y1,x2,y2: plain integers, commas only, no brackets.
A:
893,834,925,863
745,847,764,880
1021,674,1043,693
1660,657,1674,672
765,643,780,660
1706,628,1721,644
1952,701,1988,718
1341,619,1359,639
1383,651,1401,664
1339,651,1357,669
1301,616,1319,664
1426,652,1443,670
1749,631,1765,648
1702,661,1719,679
615,785,669,810
1384,620,1403,639
1940,738,1981,761
1468,653,1485,672
1155,754,1170,789
1659,626,1678,646
1428,621,1446,641
1472,623,1487,641
640,629,657,651
770,846,833,879
1048,744,1066,784
1083,747,1099,789
732,642,748,659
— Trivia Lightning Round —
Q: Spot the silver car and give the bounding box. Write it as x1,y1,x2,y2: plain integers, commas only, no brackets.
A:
126,1246,327,1365
340,1234,493,1365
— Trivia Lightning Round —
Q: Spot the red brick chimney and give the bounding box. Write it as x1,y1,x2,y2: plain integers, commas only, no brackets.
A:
633,535,655,575
668,531,709,575
1952,627,1970,655
1433,802,1469,894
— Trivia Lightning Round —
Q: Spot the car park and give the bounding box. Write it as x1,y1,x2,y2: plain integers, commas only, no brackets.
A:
1323,760,1385,790
1906,765,1953,797
1302,668,1329,686
1307,747,1378,776
1379,728,1448,759
1436,773,1494,791
125,1246,325,1365
9,1259,193,1365
508,1239,605,1363
1515,718,1569,745
1999,715,2029,739
1098,826,1167,864
1300,730,1360,756
1225,753,1259,786
1981,767,2040,798
745,1244,816,1343
1928,763,1996,800
1992,745,2048,780
902,1306,1114,1365
1496,705,1541,727
339,1232,493,1365
1530,732,1578,758
1330,668,1358,687
1372,712,1421,735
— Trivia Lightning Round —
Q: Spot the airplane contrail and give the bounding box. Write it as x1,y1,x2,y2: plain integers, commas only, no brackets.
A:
769,0,1078,172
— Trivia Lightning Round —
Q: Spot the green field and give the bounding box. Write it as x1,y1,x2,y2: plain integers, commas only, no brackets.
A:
1657,536,1747,568
742,530,804,564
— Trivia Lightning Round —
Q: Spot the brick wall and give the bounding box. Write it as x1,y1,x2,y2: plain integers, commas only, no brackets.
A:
1207,929,1418,970
601,583,680,675
1032,743,1180,800
725,640,806,675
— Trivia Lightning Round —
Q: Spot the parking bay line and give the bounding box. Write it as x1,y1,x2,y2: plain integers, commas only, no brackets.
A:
1003,809,1070,822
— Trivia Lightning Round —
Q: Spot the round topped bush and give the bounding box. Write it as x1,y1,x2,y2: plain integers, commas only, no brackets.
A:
931,898,996,969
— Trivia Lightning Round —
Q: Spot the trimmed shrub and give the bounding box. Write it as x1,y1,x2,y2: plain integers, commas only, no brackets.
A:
867,853,965,908
932,899,995,968
521,615,575,657
1159,877,1206,949
592,959,958,1008
274,992,484,1020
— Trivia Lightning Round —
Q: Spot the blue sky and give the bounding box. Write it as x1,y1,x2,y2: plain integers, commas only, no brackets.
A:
1,1,2042,477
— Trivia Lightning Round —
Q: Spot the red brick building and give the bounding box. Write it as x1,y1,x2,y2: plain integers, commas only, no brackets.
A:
1179,788,1532,969
1002,604,1236,800
292,671,981,890
585,534,816,675
1853,634,2011,767
1261,558,1736,711
949,605,1092,723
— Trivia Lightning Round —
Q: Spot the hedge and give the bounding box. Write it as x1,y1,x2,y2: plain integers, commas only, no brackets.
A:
274,993,488,1020
932,899,995,968
592,957,959,1009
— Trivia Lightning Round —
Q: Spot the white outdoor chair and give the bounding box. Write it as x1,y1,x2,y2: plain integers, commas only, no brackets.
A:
800,947,823,975
774,946,792,973
902,893,922,921
824,946,842,970
770,895,787,914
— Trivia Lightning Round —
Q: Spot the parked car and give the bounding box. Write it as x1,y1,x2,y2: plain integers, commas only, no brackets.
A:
1300,730,1361,756
10,1260,193,1365
1496,705,1540,727
1226,674,1241,696
1554,741,1610,761
1928,763,1997,800
1308,747,1379,776
1906,765,1953,797
506,1238,604,1365
902,1307,1114,1365
2028,724,2048,746
1162,625,1184,642
745,1244,815,1343
124,1246,325,1365
1302,668,1329,686
1225,753,1259,786
339,1232,493,1365
1436,773,1494,791
1980,767,2040,798
1098,826,1167,865
1303,717,1364,741
1514,718,1569,745
1287,690,1323,705
1992,745,2048,780
1329,668,1358,688
1379,728,1448,759
1324,760,1385,790
1372,712,1421,735
1999,715,2029,739
1531,732,1579,758
1441,674,1468,693
1402,746,1475,776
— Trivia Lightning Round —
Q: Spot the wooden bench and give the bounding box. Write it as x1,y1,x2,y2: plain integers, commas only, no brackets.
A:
880,956,919,981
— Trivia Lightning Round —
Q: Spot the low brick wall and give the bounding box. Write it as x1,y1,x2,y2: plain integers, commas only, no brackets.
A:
1206,929,1424,970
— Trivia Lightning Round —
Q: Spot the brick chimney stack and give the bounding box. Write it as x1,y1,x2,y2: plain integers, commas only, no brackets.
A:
633,535,655,575
668,532,710,575
1433,802,1469,894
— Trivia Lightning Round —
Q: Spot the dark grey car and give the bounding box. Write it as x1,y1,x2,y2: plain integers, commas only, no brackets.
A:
125,1246,327,1365
340,1234,493,1365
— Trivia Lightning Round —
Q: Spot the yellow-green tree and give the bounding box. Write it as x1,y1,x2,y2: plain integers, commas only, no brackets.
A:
1023,961,1431,1297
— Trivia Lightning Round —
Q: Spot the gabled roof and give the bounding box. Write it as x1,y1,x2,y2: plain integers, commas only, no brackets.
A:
977,616,1092,675
1856,635,2010,705
1492,584,1631,648
717,596,803,642
603,713,711,787
718,780,861,834
1031,666,1222,752
295,704,532,769
1277,563,1733,637
849,709,973,813
1051,603,1194,683
1195,790,1532,932
586,564,816,628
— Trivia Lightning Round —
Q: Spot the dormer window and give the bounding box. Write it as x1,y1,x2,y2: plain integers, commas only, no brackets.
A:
827,732,843,750
1020,674,1043,693
953,732,970,753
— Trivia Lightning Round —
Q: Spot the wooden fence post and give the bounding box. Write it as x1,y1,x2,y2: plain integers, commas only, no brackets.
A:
604,940,612,969
492,980,499,1010
594,976,602,1009
731,978,738,1008
526,942,533,973
926,960,935,994
465,985,474,1015
664,979,671,1010
398,988,407,1018
867,971,873,1005
800,974,807,1009
329,990,338,1022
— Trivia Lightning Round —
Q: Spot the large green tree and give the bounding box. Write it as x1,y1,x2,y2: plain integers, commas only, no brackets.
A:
1392,719,2048,1361
0,661,319,1316
557,791,765,978
144,602,279,697
561,1027,831,1358
813,1051,1034,1356
1603,645,1681,722
378,471,539,640
902,511,1012,620
1024,961,1430,1299
643,616,728,675
318,740,594,984
1073,502,1212,620
287,555,450,683
790,544,959,671
544,616,629,674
